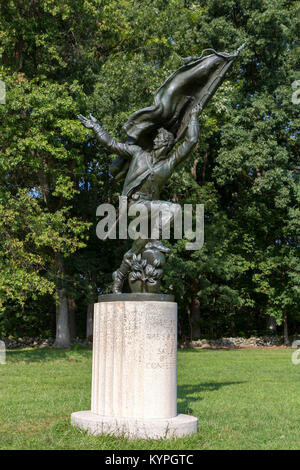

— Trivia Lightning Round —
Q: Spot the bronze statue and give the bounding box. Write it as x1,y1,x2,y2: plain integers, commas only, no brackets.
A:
78,46,245,294
78,105,200,293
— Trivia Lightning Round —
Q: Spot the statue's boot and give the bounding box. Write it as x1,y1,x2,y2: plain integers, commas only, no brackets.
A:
112,251,133,294
112,270,125,294
112,240,149,293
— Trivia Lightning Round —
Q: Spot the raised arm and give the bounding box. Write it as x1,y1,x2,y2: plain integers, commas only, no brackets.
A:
78,114,133,160
170,105,200,169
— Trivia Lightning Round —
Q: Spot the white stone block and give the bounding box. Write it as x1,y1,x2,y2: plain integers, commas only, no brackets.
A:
91,301,177,419
71,410,198,440
71,299,198,439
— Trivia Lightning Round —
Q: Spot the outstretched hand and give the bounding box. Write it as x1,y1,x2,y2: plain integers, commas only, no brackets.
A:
77,113,99,129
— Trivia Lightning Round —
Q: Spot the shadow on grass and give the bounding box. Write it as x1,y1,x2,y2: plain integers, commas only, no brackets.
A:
177,381,245,415
6,346,91,363
179,348,245,353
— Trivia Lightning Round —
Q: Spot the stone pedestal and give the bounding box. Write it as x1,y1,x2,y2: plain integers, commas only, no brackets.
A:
71,294,198,439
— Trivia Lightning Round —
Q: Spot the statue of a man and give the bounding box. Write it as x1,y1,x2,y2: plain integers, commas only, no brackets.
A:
78,47,246,294
78,105,201,293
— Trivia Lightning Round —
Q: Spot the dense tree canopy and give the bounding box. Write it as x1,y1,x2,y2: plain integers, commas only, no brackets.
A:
0,0,299,345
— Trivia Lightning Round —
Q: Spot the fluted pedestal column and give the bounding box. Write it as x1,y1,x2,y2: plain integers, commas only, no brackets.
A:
71,294,198,439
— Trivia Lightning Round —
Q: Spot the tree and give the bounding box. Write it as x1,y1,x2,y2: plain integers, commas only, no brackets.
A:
0,0,299,342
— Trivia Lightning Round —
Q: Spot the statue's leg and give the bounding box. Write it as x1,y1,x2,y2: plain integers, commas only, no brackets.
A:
112,238,148,294
112,200,180,293
113,199,151,294
149,200,180,245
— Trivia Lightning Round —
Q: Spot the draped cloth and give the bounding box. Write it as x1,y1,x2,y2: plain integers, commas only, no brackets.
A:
109,46,245,180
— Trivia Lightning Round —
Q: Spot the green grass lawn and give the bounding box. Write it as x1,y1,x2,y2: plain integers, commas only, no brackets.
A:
0,347,299,450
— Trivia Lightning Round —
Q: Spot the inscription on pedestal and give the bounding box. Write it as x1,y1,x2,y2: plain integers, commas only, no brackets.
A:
91,301,177,419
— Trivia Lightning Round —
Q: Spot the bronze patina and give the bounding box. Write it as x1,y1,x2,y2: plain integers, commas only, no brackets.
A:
78,45,245,294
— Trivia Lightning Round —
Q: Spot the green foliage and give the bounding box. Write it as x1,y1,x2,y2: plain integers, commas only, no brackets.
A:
161,0,300,338
0,76,90,309
0,0,299,338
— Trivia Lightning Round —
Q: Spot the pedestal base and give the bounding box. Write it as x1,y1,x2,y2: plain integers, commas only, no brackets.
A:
71,410,198,440
71,297,198,440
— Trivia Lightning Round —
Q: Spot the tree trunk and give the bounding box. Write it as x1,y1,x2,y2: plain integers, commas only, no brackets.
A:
53,287,70,348
191,158,199,181
202,152,208,184
86,303,94,341
189,278,201,339
266,315,277,333
53,255,71,349
283,312,290,346
68,298,76,341
190,296,201,339
230,320,236,337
